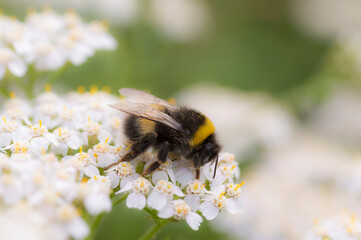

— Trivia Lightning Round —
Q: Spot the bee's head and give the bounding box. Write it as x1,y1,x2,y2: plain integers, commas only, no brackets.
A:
199,134,221,164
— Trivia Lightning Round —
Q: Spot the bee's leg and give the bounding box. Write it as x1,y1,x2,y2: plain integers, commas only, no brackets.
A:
194,156,201,180
105,134,155,170
144,141,169,176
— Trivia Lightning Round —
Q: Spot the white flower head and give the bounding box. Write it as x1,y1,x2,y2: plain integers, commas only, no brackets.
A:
147,180,184,210
51,127,83,155
184,180,206,211
0,46,27,80
107,161,137,189
158,199,203,230
148,159,176,184
90,138,117,168
116,177,152,210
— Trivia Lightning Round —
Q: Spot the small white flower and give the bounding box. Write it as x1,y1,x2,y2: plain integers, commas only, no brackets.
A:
184,180,205,211
34,103,60,129
25,40,66,71
107,162,137,189
0,117,20,147
173,160,205,188
147,180,184,210
199,192,225,220
89,139,118,168
62,147,99,178
0,173,23,205
116,177,151,210
56,204,90,240
51,127,83,155
200,181,244,220
158,199,203,230
28,120,58,152
84,175,112,215
0,46,27,80
147,159,176,184
82,116,111,145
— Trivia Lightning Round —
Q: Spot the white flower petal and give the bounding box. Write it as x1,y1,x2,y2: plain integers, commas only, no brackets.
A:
225,198,243,214
173,185,185,197
0,133,12,147
97,153,117,168
158,203,174,219
147,190,167,210
66,135,83,150
84,194,112,215
120,176,134,188
30,137,49,151
200,202,219,220
152,170,169,185
126,192,146,210
184,194,200,211
8,60,27,77
51,142,68,155
167,168,176,183
186,212,203,230
107,171,120,189
68,218,90,240
84,165,100,177
116,181,134,194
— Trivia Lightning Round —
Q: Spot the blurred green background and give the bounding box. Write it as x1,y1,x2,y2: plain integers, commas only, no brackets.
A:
0,0,329,239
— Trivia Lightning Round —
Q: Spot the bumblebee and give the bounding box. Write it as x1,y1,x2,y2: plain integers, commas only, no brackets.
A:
106,88,221,179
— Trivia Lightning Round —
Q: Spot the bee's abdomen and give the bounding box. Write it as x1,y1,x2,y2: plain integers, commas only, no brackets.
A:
124,115,142,141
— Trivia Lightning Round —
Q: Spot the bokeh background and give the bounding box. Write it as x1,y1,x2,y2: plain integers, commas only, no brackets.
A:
3,0,361,239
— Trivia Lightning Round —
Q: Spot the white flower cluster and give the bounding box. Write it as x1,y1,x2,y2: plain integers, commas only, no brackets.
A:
111,151,244,230
306,215,361,240
0,8,117,80
0,88,243,238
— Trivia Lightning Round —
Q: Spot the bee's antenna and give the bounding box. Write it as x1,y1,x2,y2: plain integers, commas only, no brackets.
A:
213,155,218,179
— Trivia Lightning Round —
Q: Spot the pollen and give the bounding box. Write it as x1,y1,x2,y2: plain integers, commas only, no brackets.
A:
225,182,243,197
44,84,52,92
79,146,83,153
114,162,133,178
213,193,226,209
9,91,16,98
186,180,205,196
102,86,111,93
2,117,6,124
58,204,80,221
133,177,150,195
77,86,85,94
155,180,174,195
231,165,236,171
235,181,245,190
313,218,319,226
111,117,121,129
12,142,29,154
173,201,191,220
90,85,98,94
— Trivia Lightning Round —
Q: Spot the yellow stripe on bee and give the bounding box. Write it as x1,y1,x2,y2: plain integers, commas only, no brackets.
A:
190,117,215,146
139,118,156,135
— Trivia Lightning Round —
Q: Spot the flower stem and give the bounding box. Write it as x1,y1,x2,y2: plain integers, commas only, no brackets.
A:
138,220,168,240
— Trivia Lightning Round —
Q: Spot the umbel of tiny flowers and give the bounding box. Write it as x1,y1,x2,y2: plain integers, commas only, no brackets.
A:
306,215,361,240
0,86,245,240
0,8,117,98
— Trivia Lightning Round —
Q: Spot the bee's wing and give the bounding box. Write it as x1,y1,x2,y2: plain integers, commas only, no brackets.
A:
109,101,184,132
118,88,176,109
